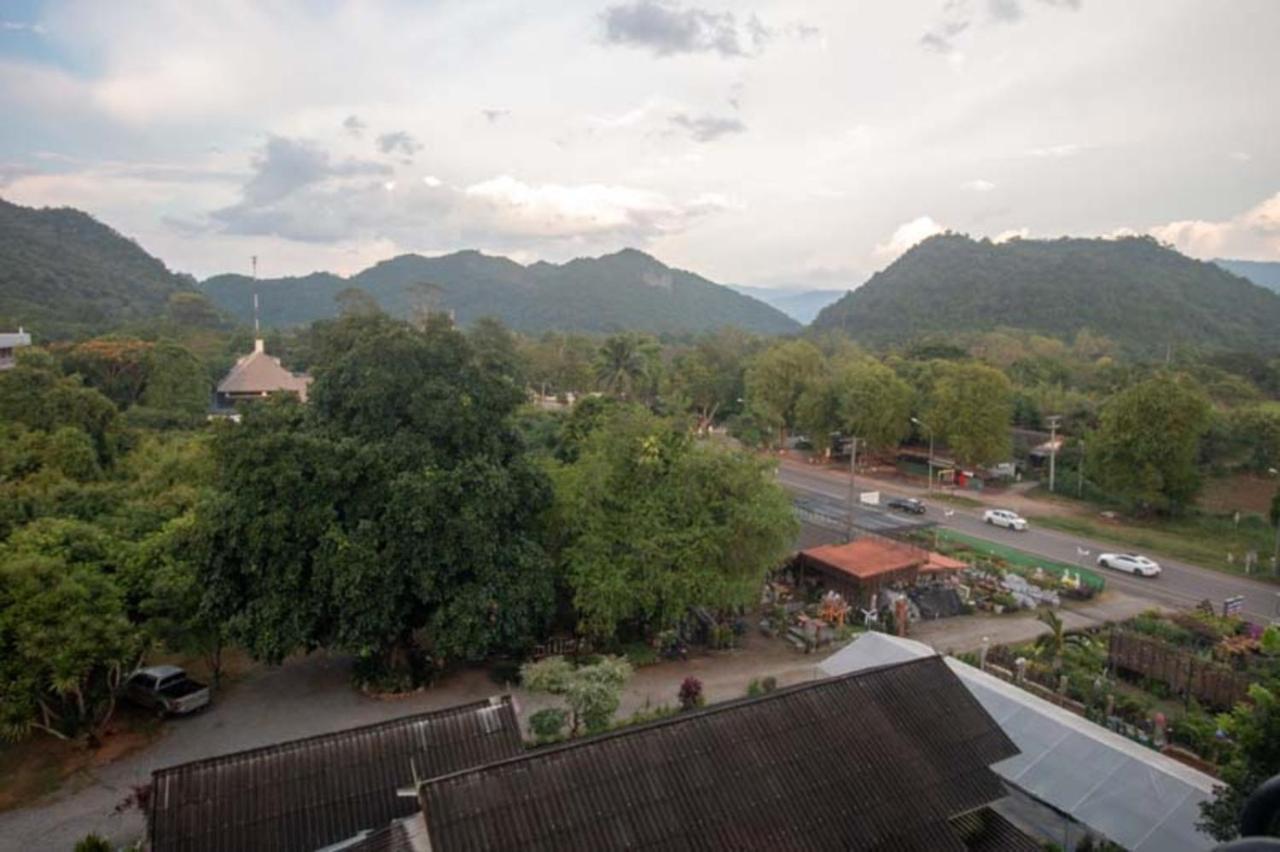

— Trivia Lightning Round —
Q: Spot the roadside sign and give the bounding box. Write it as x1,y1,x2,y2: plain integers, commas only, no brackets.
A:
859,491,880,505
1223,595,1245,618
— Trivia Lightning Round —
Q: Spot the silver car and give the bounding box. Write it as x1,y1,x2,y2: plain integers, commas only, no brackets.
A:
124,665,211,715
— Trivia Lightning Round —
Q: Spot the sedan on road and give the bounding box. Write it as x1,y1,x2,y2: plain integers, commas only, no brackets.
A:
982,509,1028,531
1097,552,1162,577
886,497,927,515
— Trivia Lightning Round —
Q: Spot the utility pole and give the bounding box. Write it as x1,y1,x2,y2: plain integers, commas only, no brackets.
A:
846,436,859,542
251,255,260,338
911,417,934,493
1047,415,1061,493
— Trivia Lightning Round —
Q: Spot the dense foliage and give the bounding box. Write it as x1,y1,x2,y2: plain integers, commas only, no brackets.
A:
550,405,797,639
813,234,1280,355
0,198,215,337
198,315,556,685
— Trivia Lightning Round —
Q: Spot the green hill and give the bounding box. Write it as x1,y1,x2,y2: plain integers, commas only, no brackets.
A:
811,234,1280,353
1215,259,1280,294
0,197,195,336
202,248,800,335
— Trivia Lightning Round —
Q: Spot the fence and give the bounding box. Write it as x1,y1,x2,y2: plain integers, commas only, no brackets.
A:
1108,630,1251,710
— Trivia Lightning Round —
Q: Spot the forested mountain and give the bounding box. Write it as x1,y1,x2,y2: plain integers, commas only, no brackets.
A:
811,234,1280,353
202,248,800,335
727,285,846,323
0,197,195,336
1215,259,1280,294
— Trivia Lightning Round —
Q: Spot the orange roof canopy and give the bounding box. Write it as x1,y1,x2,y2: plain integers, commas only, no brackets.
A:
801,538,923,580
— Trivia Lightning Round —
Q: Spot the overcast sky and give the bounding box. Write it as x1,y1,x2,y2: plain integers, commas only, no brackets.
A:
1,0,1277,287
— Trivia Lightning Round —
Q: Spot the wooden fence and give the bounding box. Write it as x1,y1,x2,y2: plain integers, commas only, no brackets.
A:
1108,630,1251,710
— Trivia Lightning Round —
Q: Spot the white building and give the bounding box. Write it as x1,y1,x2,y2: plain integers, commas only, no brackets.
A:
0,328,31,370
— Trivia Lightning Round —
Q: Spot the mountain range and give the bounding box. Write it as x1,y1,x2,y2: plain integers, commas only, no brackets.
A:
1215,259,1280,294
0,197,193,336
811,234,1280,354
201,248,801,335
725,285,846,323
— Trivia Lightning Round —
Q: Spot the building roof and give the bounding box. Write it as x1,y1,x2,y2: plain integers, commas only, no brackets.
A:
922,552,969,573
800,537,925,580
0,330,31,348
821,633,1217,852
216,341,312,401
149,697,522,852
415,657,1019,851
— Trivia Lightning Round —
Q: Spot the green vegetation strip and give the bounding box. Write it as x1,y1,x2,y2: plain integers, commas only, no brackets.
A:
934,528,1106,592
1029,514,1280,584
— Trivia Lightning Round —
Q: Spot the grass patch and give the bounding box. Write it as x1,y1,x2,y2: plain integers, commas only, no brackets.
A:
934,528,1107,593
930,493,986,509
1029,513,1279,581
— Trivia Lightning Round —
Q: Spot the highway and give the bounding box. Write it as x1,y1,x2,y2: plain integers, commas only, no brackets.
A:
778,460,1280,624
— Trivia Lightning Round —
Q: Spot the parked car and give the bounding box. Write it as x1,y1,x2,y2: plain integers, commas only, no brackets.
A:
124,665,210,715
1097,553,1161,577
982,509,1028,531
886,496,927,515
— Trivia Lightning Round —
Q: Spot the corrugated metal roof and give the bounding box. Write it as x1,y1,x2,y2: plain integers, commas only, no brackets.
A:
949,807,1042,852
822,634,1218,852
0,331,31,348
149,697,522,852
417,657,1018,851
801,537,925,579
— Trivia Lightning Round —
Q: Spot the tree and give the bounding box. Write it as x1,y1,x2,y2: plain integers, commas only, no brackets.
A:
744,339,824,446
467,316,523,385
835,359,913,451
167,291,224,328
0,555,141,743
1199,684,1280,841
595,332,659,400
667,329,756,432
334,286,382,317
141,341,210,419
521,655,632,734
927,362,1015,466
552,406,797,639
198,317,556,684
1090,374,1211,513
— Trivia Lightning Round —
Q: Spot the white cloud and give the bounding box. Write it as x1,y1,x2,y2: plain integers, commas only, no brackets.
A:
993,226,1029,243
421,175,443,188
963,178,996,192
873,216,946,260
1229,151,1252,162
1147,191,1280,260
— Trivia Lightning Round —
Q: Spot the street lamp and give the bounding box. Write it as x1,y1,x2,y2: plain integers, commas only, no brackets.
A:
1269,468,1279,576
911,417,935,493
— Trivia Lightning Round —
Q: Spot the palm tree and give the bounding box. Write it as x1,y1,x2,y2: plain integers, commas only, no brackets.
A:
1034,608,1091,672
595,333,652,400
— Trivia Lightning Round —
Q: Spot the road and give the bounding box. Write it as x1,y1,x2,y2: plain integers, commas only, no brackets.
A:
778,460,1280,624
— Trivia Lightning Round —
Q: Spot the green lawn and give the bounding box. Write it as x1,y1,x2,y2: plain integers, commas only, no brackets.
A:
930,493,986,509
1029,513,1280,582
932,528,1107,593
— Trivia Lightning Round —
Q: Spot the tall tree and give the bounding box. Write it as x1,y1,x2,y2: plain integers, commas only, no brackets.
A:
744,339,825,446
552,406,796,639
927,361,1015,466
198,316,555,683
595,332,659,400
1089,373,1211,513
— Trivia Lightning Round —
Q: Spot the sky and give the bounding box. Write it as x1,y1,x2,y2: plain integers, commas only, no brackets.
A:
1,0,1278,288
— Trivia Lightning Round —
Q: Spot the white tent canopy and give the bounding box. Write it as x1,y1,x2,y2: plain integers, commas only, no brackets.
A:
821,633,1218,852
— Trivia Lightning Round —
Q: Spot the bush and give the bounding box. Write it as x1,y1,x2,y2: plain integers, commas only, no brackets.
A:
761,675,778,693
622,642,658,668
529,707,568,741
746,678,764,698
74,835,112,852
678,676,705,711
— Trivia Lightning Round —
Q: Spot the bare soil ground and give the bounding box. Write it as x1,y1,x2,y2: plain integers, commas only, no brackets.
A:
1200,472,1278,515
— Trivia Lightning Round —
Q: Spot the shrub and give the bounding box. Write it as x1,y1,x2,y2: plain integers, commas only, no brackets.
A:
678,676,704,711
529,707,568,741
74,835,112,852
761,675,778,693
746,679,764,698
622,642,658,668
488,659,523,686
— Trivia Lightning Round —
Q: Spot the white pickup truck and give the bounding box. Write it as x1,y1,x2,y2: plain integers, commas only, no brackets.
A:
124,665,211,715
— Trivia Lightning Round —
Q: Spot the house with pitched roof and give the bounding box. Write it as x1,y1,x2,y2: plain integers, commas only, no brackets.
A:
213,338,312,413
0,327,31,370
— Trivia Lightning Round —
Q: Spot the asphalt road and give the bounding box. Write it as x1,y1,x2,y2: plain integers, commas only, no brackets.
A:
778,460,1280,624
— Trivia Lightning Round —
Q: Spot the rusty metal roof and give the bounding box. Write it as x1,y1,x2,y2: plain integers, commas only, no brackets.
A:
149,697,521,852
801,537,926,580
416,657,1018,850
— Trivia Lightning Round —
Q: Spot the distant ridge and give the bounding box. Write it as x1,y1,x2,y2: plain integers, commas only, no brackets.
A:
727,285,846,324
811,234,1280,353
1215,258,1280,294
202,247,801,335
0,197,194,336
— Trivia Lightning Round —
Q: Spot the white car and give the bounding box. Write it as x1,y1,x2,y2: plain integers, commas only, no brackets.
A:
982,509,1028,531
1097,553,1161,577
